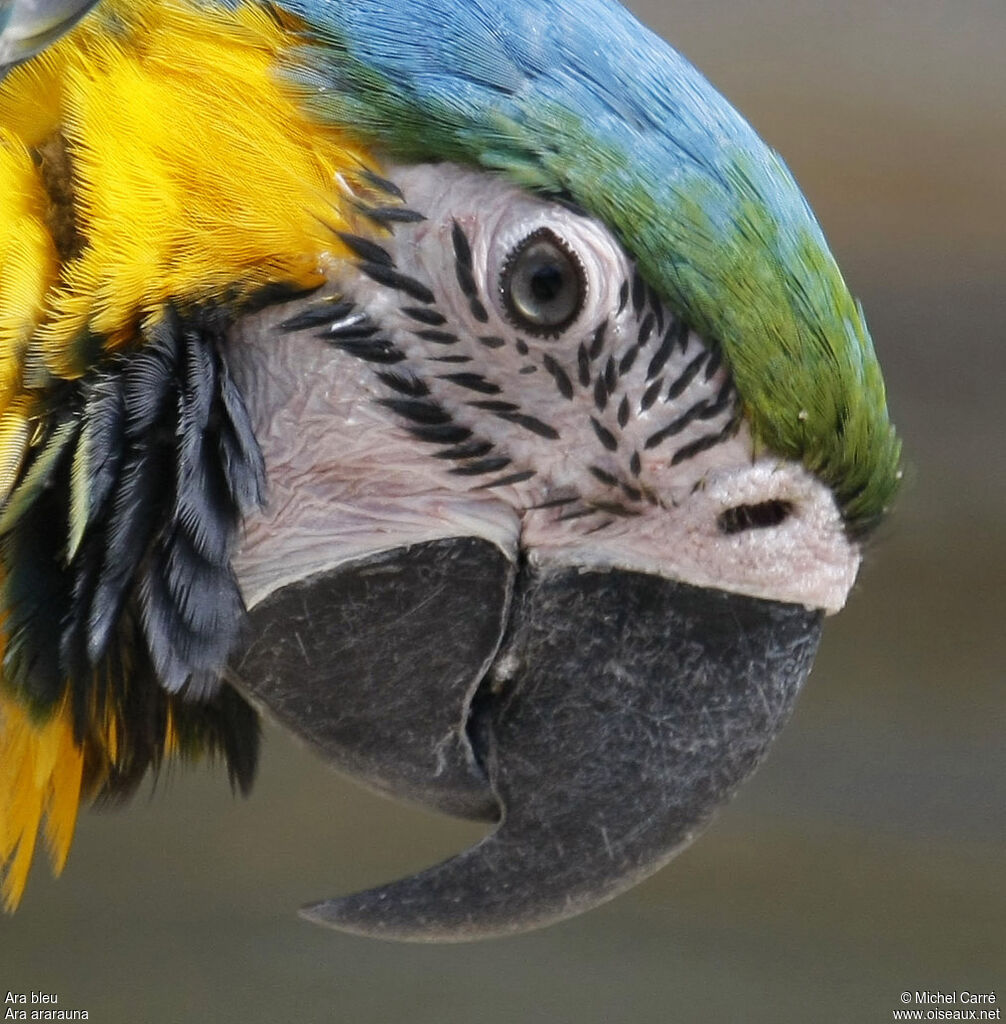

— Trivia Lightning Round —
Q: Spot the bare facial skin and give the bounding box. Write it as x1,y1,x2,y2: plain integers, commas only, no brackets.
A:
229,163,859,613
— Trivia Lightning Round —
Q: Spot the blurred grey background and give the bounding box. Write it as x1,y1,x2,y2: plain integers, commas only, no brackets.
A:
2,1,1003,1021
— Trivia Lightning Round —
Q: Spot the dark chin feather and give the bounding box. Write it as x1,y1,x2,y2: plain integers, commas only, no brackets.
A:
0,301,268,795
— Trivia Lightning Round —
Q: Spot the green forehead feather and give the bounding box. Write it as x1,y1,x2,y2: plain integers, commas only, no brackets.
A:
284,0,901,533
606,152,902,535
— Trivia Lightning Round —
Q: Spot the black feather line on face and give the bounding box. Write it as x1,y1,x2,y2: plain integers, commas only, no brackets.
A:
0,301,266,795
357,204,427,228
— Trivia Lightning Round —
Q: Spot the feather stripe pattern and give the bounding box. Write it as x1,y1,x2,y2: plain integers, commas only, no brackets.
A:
285,0,900,532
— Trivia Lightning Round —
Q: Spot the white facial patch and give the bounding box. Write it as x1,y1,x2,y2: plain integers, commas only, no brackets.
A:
228,163,860,614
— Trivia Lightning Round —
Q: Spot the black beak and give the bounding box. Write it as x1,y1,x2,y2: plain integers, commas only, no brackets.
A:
234,537,822,941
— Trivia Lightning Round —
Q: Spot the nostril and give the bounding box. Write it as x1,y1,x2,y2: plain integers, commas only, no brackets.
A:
717,499,794,535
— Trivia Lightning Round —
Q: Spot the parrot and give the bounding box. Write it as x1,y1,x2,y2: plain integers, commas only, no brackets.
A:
0,0,900,941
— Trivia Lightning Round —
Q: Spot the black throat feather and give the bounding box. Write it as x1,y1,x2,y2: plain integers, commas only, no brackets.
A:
0,303,264,798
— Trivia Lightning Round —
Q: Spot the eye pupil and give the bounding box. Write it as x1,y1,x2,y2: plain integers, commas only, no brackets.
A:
500,227,586,336
531,265,563,302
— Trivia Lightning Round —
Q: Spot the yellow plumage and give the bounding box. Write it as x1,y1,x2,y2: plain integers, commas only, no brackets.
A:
0,0,381,906
0,694,83,910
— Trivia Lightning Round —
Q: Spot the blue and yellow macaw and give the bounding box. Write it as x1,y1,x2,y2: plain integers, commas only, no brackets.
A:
0,0,899,940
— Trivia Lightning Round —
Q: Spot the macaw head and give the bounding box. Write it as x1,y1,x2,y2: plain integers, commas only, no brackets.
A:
0,0,899,940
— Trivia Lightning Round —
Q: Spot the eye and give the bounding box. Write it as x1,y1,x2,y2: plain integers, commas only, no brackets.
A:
499,227,587,336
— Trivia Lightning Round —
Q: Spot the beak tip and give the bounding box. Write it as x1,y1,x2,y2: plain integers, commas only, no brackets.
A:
299,895,481,944
298,901,329,927
299,898,398,940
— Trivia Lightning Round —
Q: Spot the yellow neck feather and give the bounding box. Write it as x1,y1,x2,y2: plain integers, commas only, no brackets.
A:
0,0,375,376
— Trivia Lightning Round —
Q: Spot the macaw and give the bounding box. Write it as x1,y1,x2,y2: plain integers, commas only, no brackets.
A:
0,0,900,941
